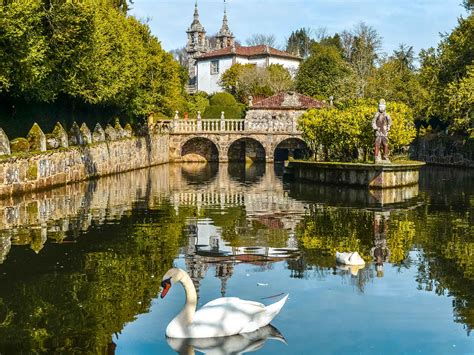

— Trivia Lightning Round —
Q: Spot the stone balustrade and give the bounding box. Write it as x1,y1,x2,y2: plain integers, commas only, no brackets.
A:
170,111,300,134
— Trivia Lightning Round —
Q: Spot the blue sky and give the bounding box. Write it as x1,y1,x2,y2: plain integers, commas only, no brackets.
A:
130,0,468,56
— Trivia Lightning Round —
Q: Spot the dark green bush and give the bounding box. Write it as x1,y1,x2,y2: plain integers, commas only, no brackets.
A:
203,105,243,119
209,92,237,107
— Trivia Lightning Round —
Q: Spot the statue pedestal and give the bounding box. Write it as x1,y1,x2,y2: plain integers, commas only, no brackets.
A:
285,161,425,189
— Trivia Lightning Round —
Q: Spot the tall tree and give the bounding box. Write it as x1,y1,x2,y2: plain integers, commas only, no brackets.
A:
245,34,277,47
341,22,382,98
295,43,353,100
286,28,314,58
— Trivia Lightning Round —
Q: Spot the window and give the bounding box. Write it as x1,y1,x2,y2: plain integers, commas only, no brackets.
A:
210,60,219,75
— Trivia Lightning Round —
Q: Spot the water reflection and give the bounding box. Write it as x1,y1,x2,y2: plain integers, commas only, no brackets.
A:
167,325,286,354
371,212,391,278
0,163,472,353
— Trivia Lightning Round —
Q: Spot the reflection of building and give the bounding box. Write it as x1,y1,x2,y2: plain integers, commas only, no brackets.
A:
183,215,300,299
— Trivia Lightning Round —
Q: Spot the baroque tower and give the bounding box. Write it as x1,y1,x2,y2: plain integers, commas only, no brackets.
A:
215,0,235,50
186,1,209,86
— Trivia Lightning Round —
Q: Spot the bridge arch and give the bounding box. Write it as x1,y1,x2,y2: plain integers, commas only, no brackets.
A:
227,137,266,163
274,137,310,162
181,137,219,162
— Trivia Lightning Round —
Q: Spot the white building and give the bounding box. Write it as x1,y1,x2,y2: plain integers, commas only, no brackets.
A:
185,1,302,94
196,45,302,94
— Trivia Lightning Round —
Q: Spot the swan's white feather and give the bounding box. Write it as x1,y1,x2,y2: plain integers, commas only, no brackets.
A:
162,268,288,339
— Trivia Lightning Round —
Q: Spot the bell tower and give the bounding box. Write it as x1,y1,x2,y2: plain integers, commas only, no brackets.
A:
216,0,235,49
186,1,209,86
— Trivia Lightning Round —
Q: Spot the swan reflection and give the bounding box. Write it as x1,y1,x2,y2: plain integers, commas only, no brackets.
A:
166,324,286,354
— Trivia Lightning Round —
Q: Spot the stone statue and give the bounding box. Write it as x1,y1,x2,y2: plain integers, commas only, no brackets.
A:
372,99,392,163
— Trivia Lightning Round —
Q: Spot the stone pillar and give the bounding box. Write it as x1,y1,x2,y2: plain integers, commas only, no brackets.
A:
104,124,117,141
197,111,202,131
68,122,83,146
220,111,225,131
52,122,69,148
80,123,92,144
27,123,46,152
173,111,179,132
0,128,11,156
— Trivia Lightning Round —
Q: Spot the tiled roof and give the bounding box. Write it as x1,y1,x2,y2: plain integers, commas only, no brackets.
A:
197,45,301,60
252,92,325,109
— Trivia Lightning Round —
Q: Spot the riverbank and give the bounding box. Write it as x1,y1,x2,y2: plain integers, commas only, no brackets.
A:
0,129,169,198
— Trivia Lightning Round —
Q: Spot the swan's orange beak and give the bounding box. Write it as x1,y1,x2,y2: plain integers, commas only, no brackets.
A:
160,278,171,299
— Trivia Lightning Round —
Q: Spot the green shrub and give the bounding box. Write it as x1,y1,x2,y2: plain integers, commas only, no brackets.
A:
299,99,416,161
203,105,244,119
210,92,237,106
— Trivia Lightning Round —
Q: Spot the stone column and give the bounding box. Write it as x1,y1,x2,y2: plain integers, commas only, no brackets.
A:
197,111,202,131
220,111,225,131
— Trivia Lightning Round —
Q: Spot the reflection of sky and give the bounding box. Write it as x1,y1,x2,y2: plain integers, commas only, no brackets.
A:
116,256,473,354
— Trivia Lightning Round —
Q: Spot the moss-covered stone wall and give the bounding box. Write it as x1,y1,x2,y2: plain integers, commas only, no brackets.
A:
0,123,170,197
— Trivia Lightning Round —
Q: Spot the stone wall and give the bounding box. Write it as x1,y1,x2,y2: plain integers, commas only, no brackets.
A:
287,161,425,189
410,134,474,168
0,122,169,198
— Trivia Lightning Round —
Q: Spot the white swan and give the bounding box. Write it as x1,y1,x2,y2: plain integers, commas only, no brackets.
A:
160,268,288,339
335,251,365,266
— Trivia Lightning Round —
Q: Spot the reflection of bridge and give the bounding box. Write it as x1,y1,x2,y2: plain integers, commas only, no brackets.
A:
168,116,308,163
168,163,307,231
0,163,306,264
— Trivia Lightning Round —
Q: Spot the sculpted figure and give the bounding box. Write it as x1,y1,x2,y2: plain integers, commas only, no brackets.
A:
372,99,392,163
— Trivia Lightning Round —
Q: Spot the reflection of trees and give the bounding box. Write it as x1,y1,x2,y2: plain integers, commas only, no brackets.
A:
0,203,191,353
295,206,374,262
293,171,473,333
414,210,474,334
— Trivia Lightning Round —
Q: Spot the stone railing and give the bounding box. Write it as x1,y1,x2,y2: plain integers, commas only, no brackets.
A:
170,111,299,134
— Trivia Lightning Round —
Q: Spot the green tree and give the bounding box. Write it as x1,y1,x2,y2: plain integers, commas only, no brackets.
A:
0,0,186,122
366,45,426,115
417,10,473,133
299,100,416,161
220,64,293,102
295,43,352,100
341,22,382,98
286,28,314,58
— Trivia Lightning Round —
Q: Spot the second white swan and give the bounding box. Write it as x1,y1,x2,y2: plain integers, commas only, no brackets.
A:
160,268,288,339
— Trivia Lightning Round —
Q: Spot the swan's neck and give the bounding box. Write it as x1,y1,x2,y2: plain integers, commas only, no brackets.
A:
175,270,197,325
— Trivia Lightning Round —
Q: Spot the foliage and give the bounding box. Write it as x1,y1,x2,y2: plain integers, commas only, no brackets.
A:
219,64,293,102
340,22,382,98
203,105,243,119
203,92,244,118
209,92,237,106
295,43,352,100
366,46,426,117
286,28,314,58
444,65,474,133
187,91,210,118
299,100,416,161
417,11,474,134
0,0,186,121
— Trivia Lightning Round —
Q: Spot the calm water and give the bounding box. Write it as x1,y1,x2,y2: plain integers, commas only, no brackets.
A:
0,163,472,354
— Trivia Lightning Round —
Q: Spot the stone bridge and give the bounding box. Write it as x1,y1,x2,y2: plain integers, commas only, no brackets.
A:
168,115,309,163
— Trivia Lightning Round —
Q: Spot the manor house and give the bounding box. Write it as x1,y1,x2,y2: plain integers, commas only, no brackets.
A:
186,2,302,94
